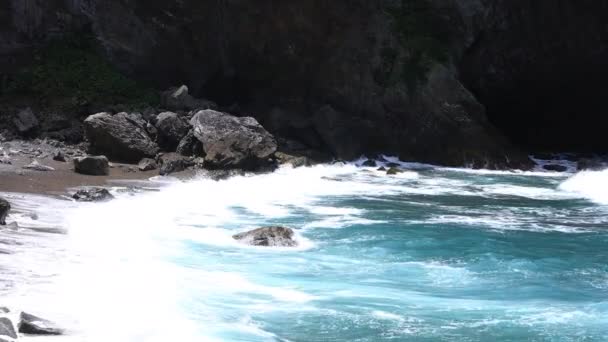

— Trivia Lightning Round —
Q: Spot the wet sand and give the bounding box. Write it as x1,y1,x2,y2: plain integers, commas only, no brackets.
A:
0,140,186,196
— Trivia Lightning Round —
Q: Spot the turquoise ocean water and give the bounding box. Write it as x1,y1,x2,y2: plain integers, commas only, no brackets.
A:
1,160,607,341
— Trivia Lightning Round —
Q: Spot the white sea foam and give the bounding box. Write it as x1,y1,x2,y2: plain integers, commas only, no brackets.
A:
559,169,608,205
2,160,606,341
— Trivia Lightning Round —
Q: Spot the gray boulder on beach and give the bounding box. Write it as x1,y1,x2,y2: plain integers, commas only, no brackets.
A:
0,198,10,226
84,112,159,162
233,226,297,247
74,156,110,176
190,110,277,170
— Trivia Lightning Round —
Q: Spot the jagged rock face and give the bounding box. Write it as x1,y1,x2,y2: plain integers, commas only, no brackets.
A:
1,1,606,165
458,0,608,152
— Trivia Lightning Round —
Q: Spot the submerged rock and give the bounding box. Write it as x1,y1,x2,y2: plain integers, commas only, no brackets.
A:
386,167,403,175
72,188,114,202
577,158,605,171
543,164,568,172
138,158,158,171
190,110,277,170
0,198,10,225
84,112,159,162
74,155,110,176
18,312,64,335
362,159,377,167
233,226,297,247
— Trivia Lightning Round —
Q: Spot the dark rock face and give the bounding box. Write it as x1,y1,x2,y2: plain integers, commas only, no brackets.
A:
13,108,39,135
157,152,193,175
18,312,64,335
84,113,159,163
233,226,297,247
72,188,114,202
190,110,277,170
155,112,190,150
74,155,110,176
1,1,606,166
458,1,608,153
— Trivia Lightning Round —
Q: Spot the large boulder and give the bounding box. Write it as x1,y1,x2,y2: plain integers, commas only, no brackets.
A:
160,85,217,111
155,112,190,150
176,130,203,156
232,226,297,247
190,110,277,170
84,112,159,162
0,198,10,226
74,156,110,176
13,108,39,135
18,312,63,335
72,188,114,202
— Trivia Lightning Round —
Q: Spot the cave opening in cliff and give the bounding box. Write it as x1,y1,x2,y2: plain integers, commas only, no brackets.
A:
478,71,608,153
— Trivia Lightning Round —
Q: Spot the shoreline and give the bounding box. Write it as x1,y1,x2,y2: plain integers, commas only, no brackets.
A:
0,139,186,196
0,137,597,198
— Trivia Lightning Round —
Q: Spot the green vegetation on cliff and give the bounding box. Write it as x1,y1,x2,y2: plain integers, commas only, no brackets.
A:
1,34,158,110
383,0,451,90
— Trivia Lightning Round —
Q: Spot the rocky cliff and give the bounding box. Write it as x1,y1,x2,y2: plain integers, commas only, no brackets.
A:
1,0,606,168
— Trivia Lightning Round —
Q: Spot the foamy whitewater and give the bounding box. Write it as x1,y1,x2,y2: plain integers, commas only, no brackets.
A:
1,160,607,341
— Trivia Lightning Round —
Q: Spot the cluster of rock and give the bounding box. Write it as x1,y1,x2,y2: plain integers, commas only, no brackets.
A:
79,85,283,176
0,308,63,341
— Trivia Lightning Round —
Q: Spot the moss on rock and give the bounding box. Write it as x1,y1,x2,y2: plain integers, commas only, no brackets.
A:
2,34,159,111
